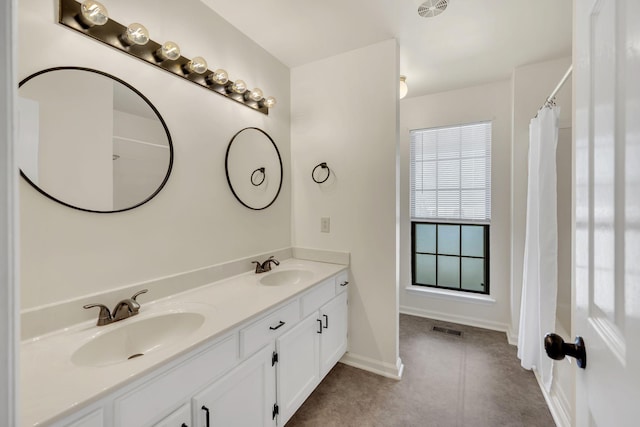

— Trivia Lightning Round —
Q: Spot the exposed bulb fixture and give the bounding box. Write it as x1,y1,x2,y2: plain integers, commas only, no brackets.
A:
122,23,149,46
399,75,408,99
230,79,247,94
206,69,229,86
263,96,277,108
79,0,108,27
248,88,264,102
155,41,181,61
183,56,208,75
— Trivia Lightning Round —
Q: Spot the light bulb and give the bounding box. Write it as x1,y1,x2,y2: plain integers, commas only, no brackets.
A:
399,75,408,99
79,0,109,27
230,79,247,94
155,41,181,61
122,23,149,46
249,88,264,102
184,57,208,75
263,96,277,108
207,69,229,86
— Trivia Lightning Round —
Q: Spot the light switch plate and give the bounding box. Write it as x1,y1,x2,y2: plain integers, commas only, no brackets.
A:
321,217,330,233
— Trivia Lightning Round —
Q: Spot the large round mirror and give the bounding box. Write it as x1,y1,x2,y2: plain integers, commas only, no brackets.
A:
225,127,283,210
18,67,173,213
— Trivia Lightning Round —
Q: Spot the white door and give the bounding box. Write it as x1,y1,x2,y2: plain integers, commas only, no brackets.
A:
276,313,320,425
319,292,348,377
192,345,276,427
574,0,640,425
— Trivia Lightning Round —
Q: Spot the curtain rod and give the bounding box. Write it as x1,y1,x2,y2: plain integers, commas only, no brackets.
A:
541,65,573,109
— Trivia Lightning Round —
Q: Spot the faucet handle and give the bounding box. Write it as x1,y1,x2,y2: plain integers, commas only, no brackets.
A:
131,289,148,302
83,303,113,326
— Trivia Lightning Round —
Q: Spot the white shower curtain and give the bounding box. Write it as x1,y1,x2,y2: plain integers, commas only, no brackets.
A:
517,106,559,392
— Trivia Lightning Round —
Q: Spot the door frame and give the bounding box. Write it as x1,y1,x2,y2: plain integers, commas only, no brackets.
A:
0,0,19,425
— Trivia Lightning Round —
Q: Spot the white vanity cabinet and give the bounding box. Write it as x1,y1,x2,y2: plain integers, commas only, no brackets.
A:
275,273,349,425
48,267,349,427
192,345,276,427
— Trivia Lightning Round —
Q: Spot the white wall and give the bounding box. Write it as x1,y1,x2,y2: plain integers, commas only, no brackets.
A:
510,56,572,340
18,0,291,309
291,40,402,377
399,80,512,331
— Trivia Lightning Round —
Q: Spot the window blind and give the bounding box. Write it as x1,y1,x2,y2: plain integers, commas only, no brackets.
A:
410,121,491,222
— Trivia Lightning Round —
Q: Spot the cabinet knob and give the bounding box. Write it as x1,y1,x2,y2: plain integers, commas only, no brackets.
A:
340,281,349,287
323,314,329,329
317,319,323,334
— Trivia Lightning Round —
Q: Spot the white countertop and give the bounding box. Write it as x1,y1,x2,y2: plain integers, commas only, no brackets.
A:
21,258,347,427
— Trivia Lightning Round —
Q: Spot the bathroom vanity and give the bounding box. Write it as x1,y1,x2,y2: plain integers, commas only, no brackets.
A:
21,259,349,427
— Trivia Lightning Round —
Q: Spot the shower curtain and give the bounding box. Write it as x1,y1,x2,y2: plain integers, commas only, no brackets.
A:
517,105,559,392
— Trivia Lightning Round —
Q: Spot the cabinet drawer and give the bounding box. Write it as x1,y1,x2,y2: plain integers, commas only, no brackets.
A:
301,278,335,318
114,333,237,427
63,409,103,427
334,271,349,295
152,403,190,427
240,300,300,358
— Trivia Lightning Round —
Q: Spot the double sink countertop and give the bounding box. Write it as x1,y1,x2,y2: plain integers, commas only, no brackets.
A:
21,258,347,427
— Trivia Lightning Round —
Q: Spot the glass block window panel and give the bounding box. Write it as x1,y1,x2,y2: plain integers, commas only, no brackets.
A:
415,254,436,285
461,258,485,292
437,256,460,287
461,226,485,257
415,223,436,253
410,121,491,222
437,225,460,255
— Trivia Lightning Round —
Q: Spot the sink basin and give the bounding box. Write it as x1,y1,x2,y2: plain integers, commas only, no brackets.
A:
260,269,313,286
71,312,205,367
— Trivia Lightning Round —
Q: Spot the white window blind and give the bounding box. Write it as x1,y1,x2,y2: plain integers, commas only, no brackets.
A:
410,121,491,222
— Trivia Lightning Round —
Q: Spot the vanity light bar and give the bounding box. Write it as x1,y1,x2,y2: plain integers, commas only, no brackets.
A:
58,0,275,115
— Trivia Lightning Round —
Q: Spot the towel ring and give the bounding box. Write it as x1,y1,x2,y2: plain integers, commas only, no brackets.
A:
312,162,330,184
251,167,266,186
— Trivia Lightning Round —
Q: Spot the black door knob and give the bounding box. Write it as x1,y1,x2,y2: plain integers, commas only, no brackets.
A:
544,333,587,369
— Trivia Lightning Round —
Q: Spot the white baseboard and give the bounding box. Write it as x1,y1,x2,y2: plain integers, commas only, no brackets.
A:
506,326,519,346
533,369,573,427
339,352,404,380
400,305,510,339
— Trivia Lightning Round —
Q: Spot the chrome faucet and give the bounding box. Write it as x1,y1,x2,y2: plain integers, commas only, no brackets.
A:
84,289,148,326
252,256,280,274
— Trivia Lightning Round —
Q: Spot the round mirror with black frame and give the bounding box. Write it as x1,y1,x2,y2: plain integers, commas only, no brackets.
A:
225,127,283,210
18,66,174,213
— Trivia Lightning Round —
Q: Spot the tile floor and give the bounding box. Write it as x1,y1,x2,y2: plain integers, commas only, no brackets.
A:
286,314,555,427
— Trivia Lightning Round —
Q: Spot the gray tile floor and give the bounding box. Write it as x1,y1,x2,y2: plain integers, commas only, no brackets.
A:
287,314,555,427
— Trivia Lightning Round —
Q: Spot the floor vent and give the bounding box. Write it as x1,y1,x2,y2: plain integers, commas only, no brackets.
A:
432,326,463,337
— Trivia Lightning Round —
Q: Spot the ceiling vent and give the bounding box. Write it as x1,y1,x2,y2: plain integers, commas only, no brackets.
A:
417,0,448,18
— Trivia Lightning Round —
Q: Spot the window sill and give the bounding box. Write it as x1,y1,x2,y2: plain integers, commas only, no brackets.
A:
404,286,496,305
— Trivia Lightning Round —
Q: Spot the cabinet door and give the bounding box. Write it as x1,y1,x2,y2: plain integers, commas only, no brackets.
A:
192,345,276,427
153,403,190,427
319,291,348,377
276,313,321,425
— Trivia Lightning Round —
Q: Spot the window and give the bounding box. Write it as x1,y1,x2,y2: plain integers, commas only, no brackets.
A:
410,122,491,294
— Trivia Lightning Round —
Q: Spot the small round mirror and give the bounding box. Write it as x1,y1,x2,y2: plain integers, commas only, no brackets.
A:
18,67,173,213
225,127,283,210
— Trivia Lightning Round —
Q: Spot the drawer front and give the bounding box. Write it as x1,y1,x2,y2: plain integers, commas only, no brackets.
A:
240,300,300,358
114,333,238,427
334,271,349,295
64,409,103,427
301,278,335,318
152,403,190,427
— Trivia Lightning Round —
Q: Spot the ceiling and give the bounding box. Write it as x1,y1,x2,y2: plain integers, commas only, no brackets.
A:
200,0,572,98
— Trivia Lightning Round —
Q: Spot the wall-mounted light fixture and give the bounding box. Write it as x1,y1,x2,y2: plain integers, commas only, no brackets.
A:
399,75,408,99
58,0,276,115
